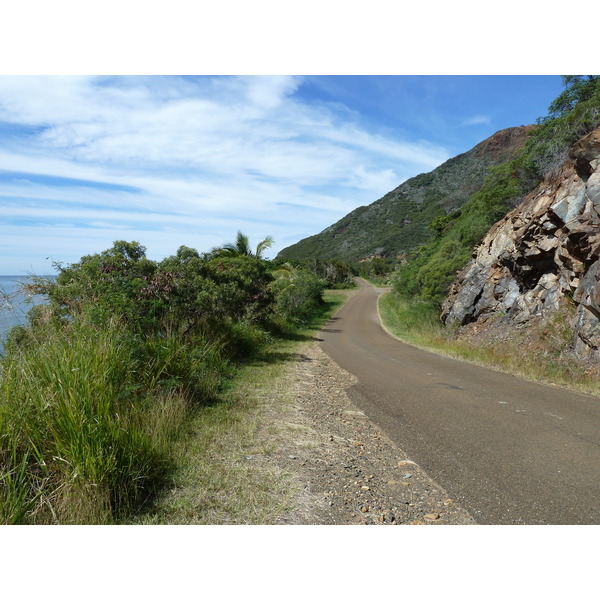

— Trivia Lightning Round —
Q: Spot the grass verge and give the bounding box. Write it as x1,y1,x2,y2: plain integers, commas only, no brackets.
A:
130,291,349,524
0,314,230,524
378,292,600,397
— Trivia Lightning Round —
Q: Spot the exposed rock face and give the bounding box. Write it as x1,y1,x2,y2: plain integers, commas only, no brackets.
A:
441,127,600,359
474,124,536,161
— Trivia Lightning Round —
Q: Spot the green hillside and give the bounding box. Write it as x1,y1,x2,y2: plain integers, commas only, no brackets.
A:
278,125,533,263
392,75,600,305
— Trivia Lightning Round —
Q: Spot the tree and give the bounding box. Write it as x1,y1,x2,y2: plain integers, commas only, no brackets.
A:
212,231,274,259
547,76,600,118
39,240,159,327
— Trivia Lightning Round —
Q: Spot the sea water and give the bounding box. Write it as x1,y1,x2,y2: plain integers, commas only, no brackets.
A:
0,275,49,350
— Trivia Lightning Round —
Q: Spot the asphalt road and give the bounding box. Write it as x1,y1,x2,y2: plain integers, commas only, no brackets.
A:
320,279,600,524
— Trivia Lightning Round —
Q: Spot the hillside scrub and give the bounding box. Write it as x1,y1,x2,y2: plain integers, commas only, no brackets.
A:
0,239,330,524
392,76,600,307
276,126,525,265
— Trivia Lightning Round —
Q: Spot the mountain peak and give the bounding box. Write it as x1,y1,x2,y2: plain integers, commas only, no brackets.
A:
473,125,536,161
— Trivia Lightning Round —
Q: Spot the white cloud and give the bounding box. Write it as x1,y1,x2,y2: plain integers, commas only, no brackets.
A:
241,75,302,109
0,75,451,273
461,115,492,127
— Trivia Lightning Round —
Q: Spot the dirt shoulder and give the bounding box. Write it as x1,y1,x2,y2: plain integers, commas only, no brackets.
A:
259,340,476,525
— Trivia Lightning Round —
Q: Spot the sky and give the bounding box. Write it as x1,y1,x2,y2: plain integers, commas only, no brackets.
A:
0,74,565,275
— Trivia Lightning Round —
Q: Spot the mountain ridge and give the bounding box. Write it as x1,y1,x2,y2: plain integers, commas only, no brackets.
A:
278,125,535,263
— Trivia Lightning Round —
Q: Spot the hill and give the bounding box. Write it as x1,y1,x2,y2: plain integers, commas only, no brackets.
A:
390,76,600,306
277,126,534,263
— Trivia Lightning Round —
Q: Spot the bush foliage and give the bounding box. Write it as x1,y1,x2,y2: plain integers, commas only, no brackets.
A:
0,236,330,523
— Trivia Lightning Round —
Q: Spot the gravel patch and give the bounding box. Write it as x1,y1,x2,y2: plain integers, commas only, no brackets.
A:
260,341,476,525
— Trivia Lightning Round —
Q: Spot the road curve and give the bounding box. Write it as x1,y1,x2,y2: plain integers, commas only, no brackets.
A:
320,278,600,524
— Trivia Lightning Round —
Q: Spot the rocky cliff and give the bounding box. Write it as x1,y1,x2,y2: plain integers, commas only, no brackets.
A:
441,126,600,359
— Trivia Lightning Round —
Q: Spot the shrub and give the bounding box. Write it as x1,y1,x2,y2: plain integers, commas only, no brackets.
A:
158,251,275,335
271,264,325,327
0,239,285,523
42,241,160,331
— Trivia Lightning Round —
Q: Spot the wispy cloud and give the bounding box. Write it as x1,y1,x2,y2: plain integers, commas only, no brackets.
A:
0,75,451,273
461,114,492,127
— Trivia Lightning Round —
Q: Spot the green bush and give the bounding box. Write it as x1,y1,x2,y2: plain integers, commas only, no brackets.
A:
271,264,325,327
0,239,289,523
42,240,160,331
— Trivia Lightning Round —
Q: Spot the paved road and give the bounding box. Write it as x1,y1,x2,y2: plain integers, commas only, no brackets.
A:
320,279,600,524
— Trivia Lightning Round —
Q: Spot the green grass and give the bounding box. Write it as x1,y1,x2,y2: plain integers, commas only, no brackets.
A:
131,291,348,524
0,312,231,524
0,276,348,525
378,292,443,347
378,292,600,396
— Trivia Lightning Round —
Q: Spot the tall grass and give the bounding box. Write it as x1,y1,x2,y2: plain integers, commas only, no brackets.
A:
133,290,349,524
378,292,443,346
0,314,227,524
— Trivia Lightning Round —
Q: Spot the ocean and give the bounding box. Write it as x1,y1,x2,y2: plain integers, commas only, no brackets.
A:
0,275,49,350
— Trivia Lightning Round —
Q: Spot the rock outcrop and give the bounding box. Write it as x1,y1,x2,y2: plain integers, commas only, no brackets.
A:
441,126,600,359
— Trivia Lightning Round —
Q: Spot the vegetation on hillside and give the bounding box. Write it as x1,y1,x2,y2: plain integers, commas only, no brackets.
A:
0,235,337,524
391,75,600,306
278,126,530,264
279,77,600,308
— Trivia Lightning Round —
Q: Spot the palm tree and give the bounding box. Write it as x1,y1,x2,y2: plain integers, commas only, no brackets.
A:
213,231,274,259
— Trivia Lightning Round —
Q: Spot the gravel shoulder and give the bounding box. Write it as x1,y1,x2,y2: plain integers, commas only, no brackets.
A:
260,340,476,525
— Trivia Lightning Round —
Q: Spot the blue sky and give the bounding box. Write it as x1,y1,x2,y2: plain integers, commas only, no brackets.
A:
0,75,564,274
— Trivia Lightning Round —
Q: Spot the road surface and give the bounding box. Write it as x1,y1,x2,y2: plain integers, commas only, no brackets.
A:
320,279,600,524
